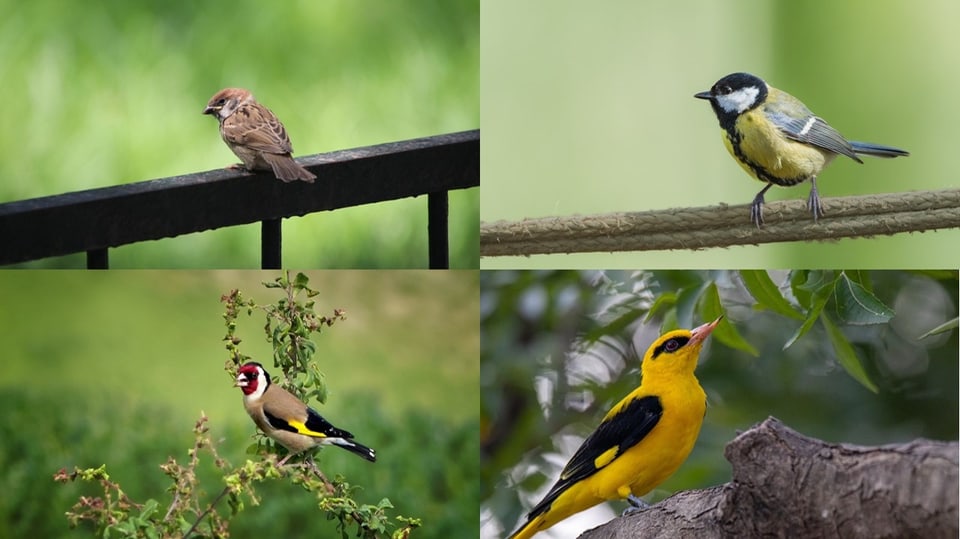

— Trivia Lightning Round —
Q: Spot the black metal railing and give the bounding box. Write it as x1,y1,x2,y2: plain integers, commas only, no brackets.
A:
0,130,479,268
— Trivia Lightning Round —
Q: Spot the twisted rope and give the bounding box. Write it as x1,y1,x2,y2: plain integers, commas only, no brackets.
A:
480,189,960,256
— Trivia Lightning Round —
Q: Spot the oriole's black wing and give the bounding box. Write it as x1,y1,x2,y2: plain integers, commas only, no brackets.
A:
525,395,663,520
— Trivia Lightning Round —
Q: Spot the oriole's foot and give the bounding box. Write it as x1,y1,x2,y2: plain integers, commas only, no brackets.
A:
622,494,651,515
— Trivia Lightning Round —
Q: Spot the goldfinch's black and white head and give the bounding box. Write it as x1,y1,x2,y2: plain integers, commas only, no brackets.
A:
694,72,768,127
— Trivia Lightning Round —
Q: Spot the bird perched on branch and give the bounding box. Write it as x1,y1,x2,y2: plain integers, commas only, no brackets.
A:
695,72,908,226
234,362,375,464
507,317,722,539
203,88,316,183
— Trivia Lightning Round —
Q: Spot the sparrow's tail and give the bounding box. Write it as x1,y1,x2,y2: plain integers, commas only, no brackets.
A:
263,153,317,183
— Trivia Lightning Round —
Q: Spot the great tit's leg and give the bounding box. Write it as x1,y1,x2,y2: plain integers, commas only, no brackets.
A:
751,183,774,227
622,494,652,515
807,177,824,222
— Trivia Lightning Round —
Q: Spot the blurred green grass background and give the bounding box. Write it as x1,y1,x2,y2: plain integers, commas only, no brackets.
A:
481,0,959,268
1,0,479,268
0,270,479,538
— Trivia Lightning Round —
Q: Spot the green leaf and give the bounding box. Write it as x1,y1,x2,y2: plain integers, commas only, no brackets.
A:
701,282,758,356
788,270,812,307
842,269,873,292
740,270,804,320
584,308,645,343
821,313,878,393
263,277,284,289
918,317,959,339
834,273,895,325
294,272,311,289
675,282,710,328
784,274,838,349
140,499,158,519
790,270,834,310
644,291,677,321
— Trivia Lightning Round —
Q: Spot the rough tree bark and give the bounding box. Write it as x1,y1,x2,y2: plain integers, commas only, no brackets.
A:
581,417,958,539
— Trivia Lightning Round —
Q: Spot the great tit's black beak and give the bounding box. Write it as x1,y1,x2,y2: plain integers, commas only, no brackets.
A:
694,91,713,100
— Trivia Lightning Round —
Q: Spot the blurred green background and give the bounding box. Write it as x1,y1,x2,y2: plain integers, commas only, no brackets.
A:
1,0,479,268
481,0,959,268
480,270,958,539
0,270,479,538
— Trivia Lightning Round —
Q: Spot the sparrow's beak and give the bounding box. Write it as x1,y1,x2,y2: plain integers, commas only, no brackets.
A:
203,105,218,116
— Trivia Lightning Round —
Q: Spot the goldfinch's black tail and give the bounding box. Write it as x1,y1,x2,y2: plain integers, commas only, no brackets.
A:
332,439,377,462
849,141,910,158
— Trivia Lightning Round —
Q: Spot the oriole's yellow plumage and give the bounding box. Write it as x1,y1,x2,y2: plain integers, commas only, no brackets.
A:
507,317,721,539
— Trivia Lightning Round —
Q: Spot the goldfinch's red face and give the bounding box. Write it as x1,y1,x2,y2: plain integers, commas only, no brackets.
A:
235,363,266,397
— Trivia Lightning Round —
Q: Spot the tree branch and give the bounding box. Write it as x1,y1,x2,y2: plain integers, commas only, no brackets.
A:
580,417,959,539
480,189,960,256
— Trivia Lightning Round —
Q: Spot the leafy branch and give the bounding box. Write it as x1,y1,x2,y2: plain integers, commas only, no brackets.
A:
56,271,420,539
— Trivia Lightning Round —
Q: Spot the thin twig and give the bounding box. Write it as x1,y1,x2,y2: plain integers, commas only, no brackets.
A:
184,486,231,539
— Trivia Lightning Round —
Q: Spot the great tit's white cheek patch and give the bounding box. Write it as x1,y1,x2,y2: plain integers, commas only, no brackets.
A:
716,87,759,114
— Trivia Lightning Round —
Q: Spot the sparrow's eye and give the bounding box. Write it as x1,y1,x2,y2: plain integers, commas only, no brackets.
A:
216,98,226,105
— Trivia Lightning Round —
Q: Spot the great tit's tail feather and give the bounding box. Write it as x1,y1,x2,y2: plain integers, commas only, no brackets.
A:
849,141,910,158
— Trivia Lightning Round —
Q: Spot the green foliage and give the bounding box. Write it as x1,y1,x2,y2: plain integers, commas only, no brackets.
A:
743,270,898,392
0,387,472,539
54,415,247,538
0,270,476,539
220,271,419,537
223,271,348,404
52,272,421,538
0,389,190,539
482,270,958,537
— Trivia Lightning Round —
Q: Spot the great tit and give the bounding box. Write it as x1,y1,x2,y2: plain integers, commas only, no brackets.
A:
695,72,909,226
235,362,376,464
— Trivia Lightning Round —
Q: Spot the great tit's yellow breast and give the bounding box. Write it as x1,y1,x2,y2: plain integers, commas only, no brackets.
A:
725,109,832,185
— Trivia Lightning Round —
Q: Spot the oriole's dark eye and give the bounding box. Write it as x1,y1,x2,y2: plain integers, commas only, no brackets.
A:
664,338,680,352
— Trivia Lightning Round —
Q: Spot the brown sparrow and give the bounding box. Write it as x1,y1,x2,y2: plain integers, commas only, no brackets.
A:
203,88,316,183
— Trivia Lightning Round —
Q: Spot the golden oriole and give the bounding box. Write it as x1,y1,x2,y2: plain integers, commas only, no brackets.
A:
507,317,721,539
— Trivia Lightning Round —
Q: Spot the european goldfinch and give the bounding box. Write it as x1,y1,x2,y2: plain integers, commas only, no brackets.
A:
234,362,376,464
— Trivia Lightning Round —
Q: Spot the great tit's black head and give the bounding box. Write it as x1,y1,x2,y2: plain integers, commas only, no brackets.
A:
695,72,768,128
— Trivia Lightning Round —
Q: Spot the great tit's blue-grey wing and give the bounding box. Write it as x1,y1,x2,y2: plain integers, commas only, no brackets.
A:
762,97,861,163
